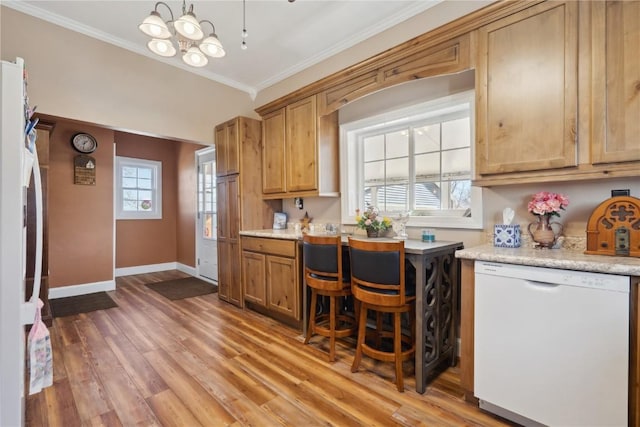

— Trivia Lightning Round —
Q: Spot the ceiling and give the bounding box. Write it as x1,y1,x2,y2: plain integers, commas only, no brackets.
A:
4,1,455,98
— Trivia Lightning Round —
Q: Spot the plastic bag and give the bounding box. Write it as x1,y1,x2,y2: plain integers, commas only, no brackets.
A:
28,299,53,395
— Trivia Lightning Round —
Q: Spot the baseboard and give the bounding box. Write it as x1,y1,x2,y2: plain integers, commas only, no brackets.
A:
196,275,217,285
114,262,177,277
176,263,197,276
49,280,115,299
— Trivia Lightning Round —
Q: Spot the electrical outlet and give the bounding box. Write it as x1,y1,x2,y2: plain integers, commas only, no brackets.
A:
294,197,303,209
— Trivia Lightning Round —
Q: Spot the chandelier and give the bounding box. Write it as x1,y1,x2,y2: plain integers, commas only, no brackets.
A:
138,1,225,68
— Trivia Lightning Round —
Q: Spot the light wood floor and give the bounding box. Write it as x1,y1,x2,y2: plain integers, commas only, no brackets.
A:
26,270,513,426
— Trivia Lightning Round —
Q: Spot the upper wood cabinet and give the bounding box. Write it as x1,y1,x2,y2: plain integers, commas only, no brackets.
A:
590,0,640,165
475,1,579,177
262,109,286,194
215,118,239,176
261,95,339,199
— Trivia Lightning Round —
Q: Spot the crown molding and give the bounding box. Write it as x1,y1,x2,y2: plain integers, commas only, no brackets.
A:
254,0,444,92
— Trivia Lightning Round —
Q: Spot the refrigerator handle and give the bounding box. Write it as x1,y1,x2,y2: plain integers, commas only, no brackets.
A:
21,147,43,325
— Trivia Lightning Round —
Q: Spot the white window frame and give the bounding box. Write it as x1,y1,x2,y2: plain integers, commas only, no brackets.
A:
115,156,162,220
340,90,483,229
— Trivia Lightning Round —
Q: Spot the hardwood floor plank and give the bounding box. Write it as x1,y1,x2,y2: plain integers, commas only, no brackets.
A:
42,378,82,427
103,300,158,353
61,343,113,421
27,271,513,427
86,309,120,337
103,332,169,398
73,316,161,426
146,389,203,427
82,410,124,427
144,348,236,426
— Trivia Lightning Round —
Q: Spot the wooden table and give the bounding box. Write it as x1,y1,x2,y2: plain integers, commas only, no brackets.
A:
303,236,463,393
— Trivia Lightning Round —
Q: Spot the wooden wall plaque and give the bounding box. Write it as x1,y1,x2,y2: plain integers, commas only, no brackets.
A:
74,155,96,185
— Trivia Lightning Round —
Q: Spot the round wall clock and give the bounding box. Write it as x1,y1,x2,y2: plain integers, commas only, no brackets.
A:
71,132,98,154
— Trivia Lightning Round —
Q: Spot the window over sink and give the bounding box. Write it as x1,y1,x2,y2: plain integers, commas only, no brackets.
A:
340,90,483,229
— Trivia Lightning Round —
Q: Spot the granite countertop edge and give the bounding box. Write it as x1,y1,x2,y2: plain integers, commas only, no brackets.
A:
240,229,301,240
456,244,640,276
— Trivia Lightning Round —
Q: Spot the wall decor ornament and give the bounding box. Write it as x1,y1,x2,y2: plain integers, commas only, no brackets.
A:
74,155,96,185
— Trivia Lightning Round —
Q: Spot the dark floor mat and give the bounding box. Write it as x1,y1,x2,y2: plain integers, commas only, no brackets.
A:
145,277,217,300
50,292,117,318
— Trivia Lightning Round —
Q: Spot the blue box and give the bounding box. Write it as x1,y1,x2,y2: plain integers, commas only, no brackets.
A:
494,224,521,248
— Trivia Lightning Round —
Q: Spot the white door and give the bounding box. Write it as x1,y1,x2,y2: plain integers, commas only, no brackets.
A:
196,148,217,282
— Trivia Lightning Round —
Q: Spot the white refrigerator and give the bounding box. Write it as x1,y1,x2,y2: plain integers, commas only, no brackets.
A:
0,57,44,427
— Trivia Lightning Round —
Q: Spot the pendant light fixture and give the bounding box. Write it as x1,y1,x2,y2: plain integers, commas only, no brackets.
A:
138,1,225,68
241,0,248,50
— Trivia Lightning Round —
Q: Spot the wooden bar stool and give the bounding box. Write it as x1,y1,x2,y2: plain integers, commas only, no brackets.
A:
303,234,357,362
348,237,416,392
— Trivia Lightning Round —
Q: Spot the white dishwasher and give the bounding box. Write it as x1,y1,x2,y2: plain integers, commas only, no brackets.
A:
474,260,629,427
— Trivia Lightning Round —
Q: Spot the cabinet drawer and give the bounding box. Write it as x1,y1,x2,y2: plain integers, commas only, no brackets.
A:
241,236,296,257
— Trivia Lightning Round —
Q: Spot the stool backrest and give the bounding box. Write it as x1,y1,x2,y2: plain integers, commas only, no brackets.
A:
348,238,407,307
303,234,345,291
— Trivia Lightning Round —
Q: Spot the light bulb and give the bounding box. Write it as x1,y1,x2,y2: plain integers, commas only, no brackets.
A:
242,29,248,38
149,24,162,36
241,41,247,50
183,22,195,35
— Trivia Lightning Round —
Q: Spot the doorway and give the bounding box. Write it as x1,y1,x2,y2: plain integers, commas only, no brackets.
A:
196,147,217,282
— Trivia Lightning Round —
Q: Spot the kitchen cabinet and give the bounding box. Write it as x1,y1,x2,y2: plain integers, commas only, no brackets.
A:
260,95,339,199
475,1,578,177
215,118,239,177
241,236,302,327
215,117,281,307
216,175,241,306
590,1,640,165
474,0,640,186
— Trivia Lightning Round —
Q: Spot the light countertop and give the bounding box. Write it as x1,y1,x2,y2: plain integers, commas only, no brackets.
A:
240,229,463,254
456,244,640,276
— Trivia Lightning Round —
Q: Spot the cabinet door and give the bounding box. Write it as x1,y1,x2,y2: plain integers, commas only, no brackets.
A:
215,125,227,177
216,177,228,240
216,175,242,307
286,96,318,192
262,109,287,194
226,119,240,175
266,255,299,319
228,241,242,306
476,1,578,175
227,175,239,240
591,1,640,164
217,241,230,302
242,251,266,306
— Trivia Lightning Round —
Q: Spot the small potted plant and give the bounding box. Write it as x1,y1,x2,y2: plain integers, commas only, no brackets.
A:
355,206,392,238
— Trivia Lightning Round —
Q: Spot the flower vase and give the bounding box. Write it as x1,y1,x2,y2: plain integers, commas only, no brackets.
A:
527,215,563,248
366,228,379,238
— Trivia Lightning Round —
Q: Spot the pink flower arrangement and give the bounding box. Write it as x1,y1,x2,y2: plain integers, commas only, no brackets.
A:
527,191,569,217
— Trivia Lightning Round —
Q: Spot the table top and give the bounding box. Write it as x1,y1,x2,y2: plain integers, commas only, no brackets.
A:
240,229,462,255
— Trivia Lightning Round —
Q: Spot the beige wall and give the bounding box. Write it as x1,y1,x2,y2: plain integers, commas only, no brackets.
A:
115,133,178,268
48,121,114,288
0,7,256,145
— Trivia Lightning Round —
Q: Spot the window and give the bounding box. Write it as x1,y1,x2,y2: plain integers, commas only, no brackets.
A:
340,91,483,229
198,159,216,239
115,156,162,220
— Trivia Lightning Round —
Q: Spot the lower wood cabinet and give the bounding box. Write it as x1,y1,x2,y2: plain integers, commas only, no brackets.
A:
241,236,301,327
